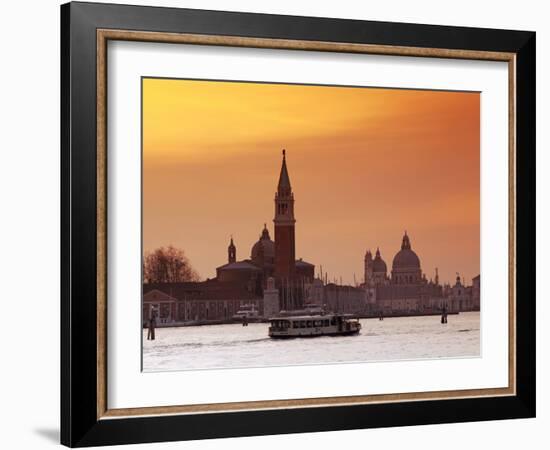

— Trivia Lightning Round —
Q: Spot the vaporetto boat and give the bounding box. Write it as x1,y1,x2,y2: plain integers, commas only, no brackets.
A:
232,303,260,321
268,312,361,338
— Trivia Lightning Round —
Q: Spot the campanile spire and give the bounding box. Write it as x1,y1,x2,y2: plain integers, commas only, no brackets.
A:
274,149,295,225
274,150,296,282
277,149,292,196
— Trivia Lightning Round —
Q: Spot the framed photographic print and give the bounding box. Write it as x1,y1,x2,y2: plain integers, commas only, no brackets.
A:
60,1,536,447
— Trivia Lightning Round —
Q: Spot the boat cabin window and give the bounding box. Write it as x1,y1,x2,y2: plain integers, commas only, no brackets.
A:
271,320,290,329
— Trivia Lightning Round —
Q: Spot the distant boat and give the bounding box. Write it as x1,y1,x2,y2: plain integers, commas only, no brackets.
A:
232,303,260,320
268,312,361,338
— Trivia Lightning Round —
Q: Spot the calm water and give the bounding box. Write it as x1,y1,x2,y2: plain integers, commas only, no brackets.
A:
143,312,480,372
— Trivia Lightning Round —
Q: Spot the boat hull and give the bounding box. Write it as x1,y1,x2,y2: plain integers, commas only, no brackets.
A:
269,329,360,339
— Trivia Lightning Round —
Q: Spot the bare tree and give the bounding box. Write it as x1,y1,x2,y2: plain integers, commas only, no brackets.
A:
143,246,200,283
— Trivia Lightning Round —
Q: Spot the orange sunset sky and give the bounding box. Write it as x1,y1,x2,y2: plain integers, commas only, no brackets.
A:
143,78,480,286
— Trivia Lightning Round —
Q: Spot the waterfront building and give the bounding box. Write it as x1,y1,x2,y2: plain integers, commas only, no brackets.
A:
143,281,262,325
363,232,478,315
472,275,480,310
323,283,366,314
448,274,474,311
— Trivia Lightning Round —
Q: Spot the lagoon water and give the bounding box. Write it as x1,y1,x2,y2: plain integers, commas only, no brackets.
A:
143,311,480,372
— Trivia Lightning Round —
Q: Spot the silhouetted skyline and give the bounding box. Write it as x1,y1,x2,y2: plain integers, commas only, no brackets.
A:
143,78,480,285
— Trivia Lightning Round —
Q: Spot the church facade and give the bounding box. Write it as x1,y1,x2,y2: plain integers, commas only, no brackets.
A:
213,150,315,311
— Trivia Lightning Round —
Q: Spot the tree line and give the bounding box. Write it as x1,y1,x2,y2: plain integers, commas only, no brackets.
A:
143,245,200,283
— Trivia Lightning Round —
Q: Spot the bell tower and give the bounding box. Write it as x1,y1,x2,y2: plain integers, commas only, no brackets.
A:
274,149,296,280
364,250,373,286
227,236,236,264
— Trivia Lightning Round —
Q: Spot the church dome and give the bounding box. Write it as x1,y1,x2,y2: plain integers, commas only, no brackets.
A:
392,232,421,269
251,224,275,263
392,250,420,269
372,248,387,273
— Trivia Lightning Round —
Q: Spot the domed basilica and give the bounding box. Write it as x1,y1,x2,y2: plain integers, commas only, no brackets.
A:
363,231,479,314
365,231,423,286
